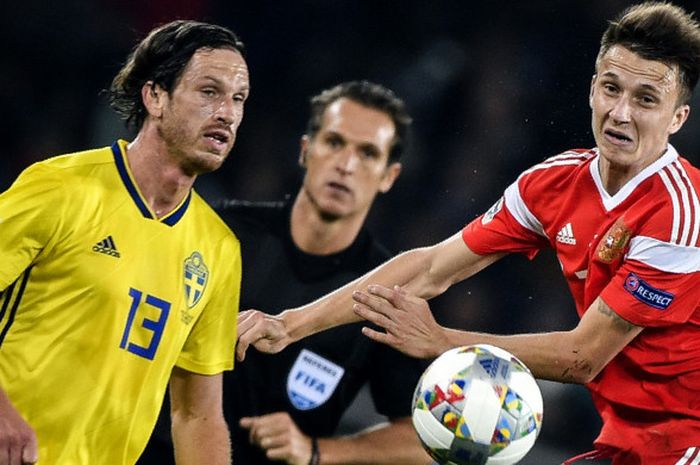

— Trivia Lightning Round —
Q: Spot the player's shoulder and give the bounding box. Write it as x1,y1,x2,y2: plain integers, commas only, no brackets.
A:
509,148,596,206
191,190,246,237
184,194,241,247
638,155,700,247
38,145,113,170
21,145,113,179
625,156,700,273
9,145,115,201
519,148,595,184
667,155,700,186
651,154,700,196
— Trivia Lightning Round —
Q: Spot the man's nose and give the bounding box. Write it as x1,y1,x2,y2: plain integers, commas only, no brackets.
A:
214,99,236,125
336,149,359,174
609,96,632,123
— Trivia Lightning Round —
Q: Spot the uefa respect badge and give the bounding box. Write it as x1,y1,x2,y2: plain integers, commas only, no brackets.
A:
624,272,674,310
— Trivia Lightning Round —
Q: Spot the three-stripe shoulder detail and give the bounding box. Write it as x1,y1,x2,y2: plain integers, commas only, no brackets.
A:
658,160,700,247
0,267,32,347
522,150,594,176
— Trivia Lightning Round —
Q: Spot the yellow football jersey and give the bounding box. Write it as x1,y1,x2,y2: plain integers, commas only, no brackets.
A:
0,140,241,464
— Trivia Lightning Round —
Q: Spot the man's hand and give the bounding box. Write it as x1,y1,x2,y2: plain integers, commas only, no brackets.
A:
352,284,450,359
0,394,38,465
239,412,312,465
236,310,292,361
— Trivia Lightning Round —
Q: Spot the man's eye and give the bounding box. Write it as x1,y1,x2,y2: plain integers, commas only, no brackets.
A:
327,137,342,148
361,148,379,159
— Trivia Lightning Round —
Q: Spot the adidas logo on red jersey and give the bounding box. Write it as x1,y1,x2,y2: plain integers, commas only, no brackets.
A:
556,223,577,245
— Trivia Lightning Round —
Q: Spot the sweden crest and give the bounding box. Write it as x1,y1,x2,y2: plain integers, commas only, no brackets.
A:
184,252,208,308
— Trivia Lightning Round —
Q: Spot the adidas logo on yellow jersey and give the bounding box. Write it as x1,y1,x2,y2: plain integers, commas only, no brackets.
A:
93,235,121,258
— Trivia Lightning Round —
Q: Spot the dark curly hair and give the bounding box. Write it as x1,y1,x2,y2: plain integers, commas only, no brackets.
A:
108,20,245,129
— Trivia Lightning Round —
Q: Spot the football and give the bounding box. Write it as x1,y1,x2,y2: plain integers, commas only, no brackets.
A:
412,344,543,465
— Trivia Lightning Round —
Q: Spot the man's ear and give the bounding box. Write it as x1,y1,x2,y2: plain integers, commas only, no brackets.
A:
142,81,166,119
589,74,597,109
669,104,690,135
379,162,402,193
298,135,310,167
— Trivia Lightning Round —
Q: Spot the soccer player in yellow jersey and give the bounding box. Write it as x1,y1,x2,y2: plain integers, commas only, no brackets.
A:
0,20,249,465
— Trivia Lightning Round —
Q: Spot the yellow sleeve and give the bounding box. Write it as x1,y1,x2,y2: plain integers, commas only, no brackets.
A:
0,163,66,290
176,235,241,375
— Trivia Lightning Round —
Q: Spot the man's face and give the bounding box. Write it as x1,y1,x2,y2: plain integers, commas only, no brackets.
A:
300,97,401,221
156,47,250,175
589,45,689,174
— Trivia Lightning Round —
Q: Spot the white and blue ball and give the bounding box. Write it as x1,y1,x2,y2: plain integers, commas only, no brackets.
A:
412,344,543,465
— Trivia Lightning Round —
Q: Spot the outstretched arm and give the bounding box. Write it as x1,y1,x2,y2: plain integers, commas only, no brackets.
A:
240,412,429,465
354,286,642,384
236,232,505,360
170,368,230,465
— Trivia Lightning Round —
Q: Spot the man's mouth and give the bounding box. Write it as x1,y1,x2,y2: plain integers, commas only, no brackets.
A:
327,182,351,194
204,129,231,146
604,128,633,144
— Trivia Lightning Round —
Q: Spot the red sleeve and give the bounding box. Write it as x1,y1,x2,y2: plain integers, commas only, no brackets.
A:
462,197,550,259
600,260,700,327
599,161,700,327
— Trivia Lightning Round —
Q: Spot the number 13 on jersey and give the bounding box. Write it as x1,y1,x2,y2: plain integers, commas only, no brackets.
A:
120,287,171,360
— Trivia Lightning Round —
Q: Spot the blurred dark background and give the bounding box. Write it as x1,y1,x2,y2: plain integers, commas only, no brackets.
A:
3,1,699,463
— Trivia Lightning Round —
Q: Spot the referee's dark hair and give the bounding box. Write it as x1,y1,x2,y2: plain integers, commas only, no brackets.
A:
108,20,245,129
305,81,412,163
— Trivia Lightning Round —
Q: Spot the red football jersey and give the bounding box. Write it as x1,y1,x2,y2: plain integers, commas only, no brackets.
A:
462,145,700,452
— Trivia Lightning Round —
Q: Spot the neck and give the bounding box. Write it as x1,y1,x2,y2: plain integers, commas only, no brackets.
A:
598,159,633,196
125,130,196,218
289,190,367,255
597,147,666,196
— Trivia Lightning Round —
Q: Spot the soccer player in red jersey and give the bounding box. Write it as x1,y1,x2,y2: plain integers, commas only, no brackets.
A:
236,3,700,463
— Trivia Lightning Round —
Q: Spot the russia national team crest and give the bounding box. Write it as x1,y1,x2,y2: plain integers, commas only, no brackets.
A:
596,217,632,263
184,251,208,309
287,349,345,410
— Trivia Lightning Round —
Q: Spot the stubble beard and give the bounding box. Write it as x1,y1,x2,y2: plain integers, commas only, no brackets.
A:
302,186,344,223
158,124,228,176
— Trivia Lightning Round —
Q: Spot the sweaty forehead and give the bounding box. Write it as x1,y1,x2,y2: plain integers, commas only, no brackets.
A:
187,48,249,78
598,45,678,93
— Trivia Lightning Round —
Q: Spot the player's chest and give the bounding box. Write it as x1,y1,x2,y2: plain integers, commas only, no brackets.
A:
544,200,634,281
46,210,217,323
